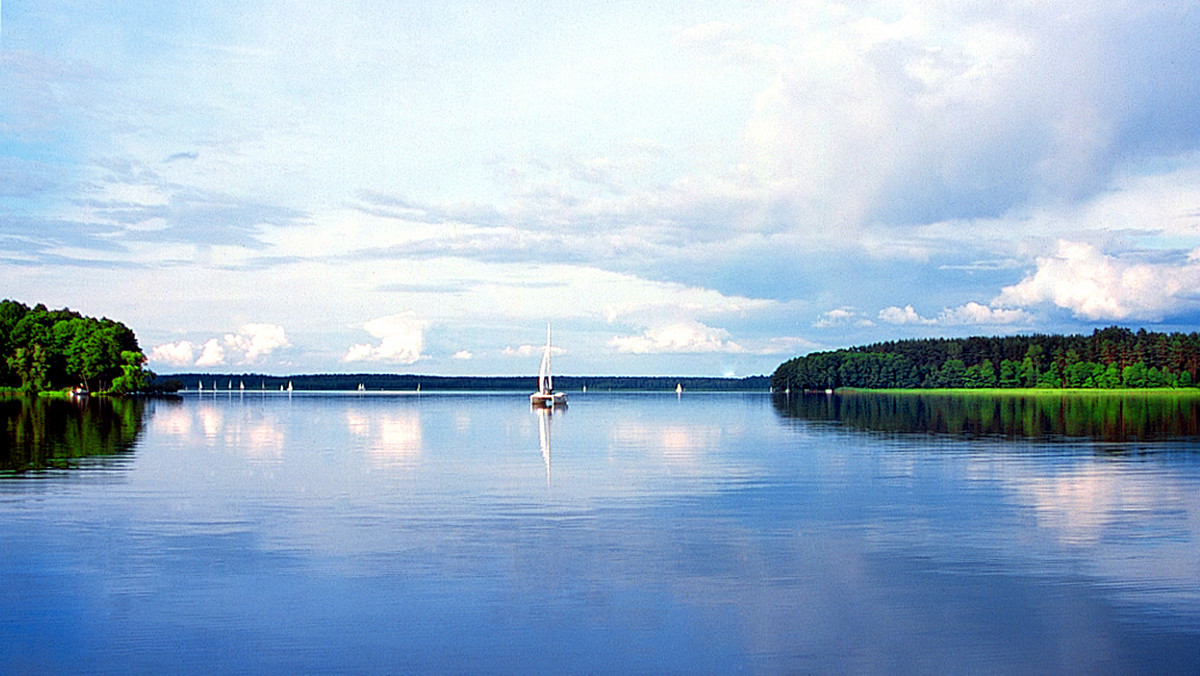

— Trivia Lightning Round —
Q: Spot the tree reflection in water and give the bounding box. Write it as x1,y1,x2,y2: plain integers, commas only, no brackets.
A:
1,396,147,473
774,390,1200,441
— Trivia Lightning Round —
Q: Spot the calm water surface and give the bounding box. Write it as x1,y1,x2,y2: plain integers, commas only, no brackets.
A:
2,391,1199,674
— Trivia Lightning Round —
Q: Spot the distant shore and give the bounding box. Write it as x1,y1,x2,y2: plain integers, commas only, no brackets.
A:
159,373,770,392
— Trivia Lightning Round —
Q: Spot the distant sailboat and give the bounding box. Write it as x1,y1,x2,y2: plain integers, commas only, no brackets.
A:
530,323,567,408
676,383,683,395
287,381,293,392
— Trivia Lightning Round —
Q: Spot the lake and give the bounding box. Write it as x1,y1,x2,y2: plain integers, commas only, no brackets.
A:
3,390,1199,674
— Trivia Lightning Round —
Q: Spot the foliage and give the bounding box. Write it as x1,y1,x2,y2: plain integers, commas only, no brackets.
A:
7,344,51,395
0,300,151,394
772,327,1200,391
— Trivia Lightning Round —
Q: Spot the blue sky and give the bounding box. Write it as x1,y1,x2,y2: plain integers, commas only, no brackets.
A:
4,1,1200,376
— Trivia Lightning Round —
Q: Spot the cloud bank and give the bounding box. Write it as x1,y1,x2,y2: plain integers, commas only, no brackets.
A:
150,324,290,367
997,241,1200,321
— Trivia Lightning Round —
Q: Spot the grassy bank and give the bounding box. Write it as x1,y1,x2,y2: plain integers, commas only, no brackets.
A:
1,388,76,400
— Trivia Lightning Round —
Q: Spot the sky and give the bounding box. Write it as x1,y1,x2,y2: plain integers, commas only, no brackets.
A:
3,1,1200,377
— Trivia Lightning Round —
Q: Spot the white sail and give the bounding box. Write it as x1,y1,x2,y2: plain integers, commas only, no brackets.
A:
538,325,552,394
530,322,566,407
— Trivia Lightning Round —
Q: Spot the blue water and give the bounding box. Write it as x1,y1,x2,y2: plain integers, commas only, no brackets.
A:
2,392,1199,674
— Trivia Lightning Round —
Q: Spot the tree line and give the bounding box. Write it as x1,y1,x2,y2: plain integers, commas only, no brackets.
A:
771,327,1200,391
168,373,770,392
0,300,151,395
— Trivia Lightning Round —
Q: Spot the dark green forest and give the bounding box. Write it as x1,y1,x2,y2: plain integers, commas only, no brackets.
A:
771,327,1200,391
0,300,150,394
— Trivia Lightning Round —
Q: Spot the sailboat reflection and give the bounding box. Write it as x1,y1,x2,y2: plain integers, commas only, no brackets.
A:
535,405,563,487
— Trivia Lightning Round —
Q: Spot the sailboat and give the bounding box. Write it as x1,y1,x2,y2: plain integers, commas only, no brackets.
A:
529,323,567,408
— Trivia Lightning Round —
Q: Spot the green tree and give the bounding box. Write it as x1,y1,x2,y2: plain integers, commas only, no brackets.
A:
1096,362,1122,388
1037,361,1062,388
932,359,967,388
111,351,151,394
998,359,1020,388
7,344,51,394
1122,361,1148,388
977,359,998,387
1019,357,1038,387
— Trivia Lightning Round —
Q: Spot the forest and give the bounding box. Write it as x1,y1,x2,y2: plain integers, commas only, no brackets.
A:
771,327,1200,392
0,300,150,395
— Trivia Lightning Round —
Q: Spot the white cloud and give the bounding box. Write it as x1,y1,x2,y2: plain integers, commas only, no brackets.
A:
452,350,473,360
194,338,227,367
814,307,874,328
344,313,426,364
878,302,1030,326
937,302,1031,326
609,320,743,354
878,305,935,326
149,324,289,368
149,340,196,366
502,344,563,358
224,324,289,363
996,240,1200,321
502,344,540,358
747,335,821,355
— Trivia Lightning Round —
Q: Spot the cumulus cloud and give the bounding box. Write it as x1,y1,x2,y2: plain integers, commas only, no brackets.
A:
814,307,874,328
150,324,290,368
995,240,1200,320
502,344,541,358
224,324,289,362
878,305,935,326
344,313,426,364
878,302,1031,326
740,2,1200,233
609,320,743,354
149,340,196,366
452,350,473,360
937,302,1031,326
194,338,227,367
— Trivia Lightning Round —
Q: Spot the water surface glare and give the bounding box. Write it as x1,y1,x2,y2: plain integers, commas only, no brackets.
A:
2,391,1199,673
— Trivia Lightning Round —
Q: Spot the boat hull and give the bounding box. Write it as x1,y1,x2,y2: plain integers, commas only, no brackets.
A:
530,392,568,407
